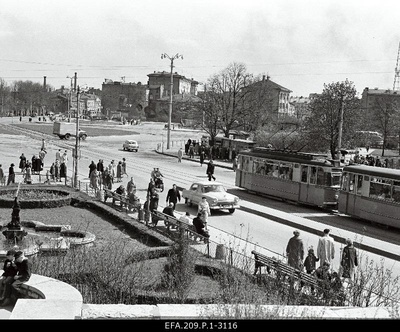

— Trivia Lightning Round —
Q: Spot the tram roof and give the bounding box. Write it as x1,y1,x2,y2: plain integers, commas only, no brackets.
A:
343,164,400,180
238,148,337,166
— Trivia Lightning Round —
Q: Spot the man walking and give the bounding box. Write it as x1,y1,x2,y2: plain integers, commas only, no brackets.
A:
317,228,335,267
166,184,181,210
177,148,183,163
286,230,304,270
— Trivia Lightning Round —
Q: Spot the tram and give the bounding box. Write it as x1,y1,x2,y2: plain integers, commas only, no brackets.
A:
338,165,400,228
235,148,342,208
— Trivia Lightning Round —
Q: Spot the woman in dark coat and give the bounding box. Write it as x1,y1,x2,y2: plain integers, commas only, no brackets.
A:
206,160,216,181
19,154,26,173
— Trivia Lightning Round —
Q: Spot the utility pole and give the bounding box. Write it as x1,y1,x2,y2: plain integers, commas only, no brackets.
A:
393,42,400,91
161,53,183,149
74,85,80,188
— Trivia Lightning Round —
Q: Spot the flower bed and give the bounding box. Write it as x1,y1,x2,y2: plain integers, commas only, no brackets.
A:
0,187,71,208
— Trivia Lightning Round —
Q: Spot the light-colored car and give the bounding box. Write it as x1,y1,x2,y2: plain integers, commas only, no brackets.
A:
122,140,139,152
182,181,240,214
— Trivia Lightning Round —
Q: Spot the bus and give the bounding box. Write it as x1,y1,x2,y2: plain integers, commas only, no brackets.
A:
235,148,342,208
338,165,400,229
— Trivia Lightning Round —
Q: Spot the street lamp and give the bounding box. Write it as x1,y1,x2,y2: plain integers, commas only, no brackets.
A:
66,76,74,121
161,53,183,149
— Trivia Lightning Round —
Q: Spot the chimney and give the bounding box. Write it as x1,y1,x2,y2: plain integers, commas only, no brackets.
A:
43,76,47,89
262,75,265,81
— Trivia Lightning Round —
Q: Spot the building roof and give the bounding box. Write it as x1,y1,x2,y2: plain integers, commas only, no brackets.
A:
249,77,292,93
363,87,400,95
148,71,198,84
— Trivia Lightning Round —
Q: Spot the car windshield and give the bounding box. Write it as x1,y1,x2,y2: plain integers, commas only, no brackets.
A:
203,185,225,193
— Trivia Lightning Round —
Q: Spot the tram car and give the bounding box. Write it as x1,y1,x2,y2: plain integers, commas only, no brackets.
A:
235,148,342,208
338,164,400,229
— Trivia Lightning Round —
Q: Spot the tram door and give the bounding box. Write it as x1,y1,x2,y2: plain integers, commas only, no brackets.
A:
298,165,309,203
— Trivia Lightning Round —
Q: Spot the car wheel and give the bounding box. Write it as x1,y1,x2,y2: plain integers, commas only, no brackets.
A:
123,147,126,151
65,133,71,140
228,208,235,214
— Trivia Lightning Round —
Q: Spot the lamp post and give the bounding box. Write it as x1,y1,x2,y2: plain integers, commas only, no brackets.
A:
161,53,183,150
66,76,74,121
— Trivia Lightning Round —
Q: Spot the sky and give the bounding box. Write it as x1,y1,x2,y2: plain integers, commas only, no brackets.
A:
1,0,400,97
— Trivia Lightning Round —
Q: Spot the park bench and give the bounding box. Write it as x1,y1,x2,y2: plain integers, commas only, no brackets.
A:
152,210,208,243
251,250,320,291
104,189,128,208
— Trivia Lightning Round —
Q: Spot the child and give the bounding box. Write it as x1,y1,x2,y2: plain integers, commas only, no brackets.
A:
304,248,319,274
0,249,18,304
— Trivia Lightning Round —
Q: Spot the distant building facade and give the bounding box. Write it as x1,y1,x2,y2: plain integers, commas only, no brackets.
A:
246,75,293,119
101,80,148,120
289,95,312,119
146,71,199,120
361,87,400,127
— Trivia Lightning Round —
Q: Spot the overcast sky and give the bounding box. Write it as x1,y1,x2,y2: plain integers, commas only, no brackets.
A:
1,0,400,96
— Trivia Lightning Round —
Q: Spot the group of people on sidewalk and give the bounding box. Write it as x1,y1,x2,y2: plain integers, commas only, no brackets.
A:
286,228,358,286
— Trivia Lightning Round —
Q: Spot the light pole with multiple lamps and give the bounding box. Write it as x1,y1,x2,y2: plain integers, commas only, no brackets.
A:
161,53,183,150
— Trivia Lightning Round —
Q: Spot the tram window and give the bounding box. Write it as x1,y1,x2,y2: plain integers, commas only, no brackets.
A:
341,172,349,191
265,162,274,176
301,165,308,183
272,165,279,177
316,167,325,185
279,162,293,180
369,177,392,200
349,174,356,192
332,173,341,187
393,181,400,202
254,160,265,175
310,167,317,184
356,175,363,195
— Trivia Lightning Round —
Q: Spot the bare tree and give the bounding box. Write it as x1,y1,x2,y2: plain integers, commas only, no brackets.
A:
303,79,360,159
205,62,253,138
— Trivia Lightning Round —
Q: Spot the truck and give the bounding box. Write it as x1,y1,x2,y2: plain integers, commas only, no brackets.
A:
53,121,87,140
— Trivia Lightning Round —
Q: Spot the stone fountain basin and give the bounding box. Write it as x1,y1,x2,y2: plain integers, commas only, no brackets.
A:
0,220,95,258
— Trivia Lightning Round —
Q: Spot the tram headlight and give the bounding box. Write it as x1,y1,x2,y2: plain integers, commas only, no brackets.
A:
335,193,339,200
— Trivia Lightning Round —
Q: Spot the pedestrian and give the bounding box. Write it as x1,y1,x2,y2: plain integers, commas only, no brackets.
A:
60,150,68,165
55,149,61,162
7,163,15,185
317,228,335,267
166,184,181,210
199,150,205,166
121,158,127,177
0,164,4,186
189,145,194,159
177,147,183,163
179,212,191,226
88,160,97,178
233,156,238,172
97,159,104,174
127,191,141,212
304,247,319,274
340,238,358,280
24,161,32,184
193,212,209,238
147,178,156,197
41,138,47,152
49,162,55,181
90,169,99,190
0,249,17,304
19,153,27,173
60,161,67,180
38,148,47,163
162,202,175,218
9,250,31,306
285,230,304,270
116,161,122,182
126,177,136,195
54,159,60,182
206,160,216,181
198,196,211,226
